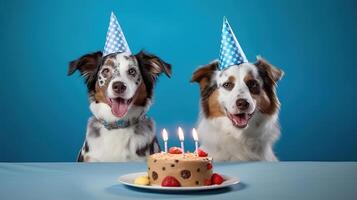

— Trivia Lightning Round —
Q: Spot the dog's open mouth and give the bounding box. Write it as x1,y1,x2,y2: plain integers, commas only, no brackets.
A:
108,97,133,118
227,112,254,128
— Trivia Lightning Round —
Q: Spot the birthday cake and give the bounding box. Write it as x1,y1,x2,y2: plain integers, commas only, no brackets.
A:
145,148,223,187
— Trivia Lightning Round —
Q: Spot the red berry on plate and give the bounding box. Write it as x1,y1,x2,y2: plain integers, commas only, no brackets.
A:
207,163,213,170
169,147,182,154
204,178,212,186
196,149,208,157
161,176,181,187
211,173,224,185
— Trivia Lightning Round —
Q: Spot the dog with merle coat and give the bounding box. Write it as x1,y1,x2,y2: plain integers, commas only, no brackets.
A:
68,51,171,162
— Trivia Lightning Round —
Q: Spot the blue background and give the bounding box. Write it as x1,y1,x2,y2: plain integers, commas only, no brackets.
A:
0,0,356,161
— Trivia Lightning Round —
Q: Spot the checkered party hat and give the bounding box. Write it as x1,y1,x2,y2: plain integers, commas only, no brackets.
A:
103,12,131,56
218,17,248,70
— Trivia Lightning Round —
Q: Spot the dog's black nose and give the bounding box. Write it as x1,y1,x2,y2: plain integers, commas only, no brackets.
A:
112,81,127,94
236,99,249,110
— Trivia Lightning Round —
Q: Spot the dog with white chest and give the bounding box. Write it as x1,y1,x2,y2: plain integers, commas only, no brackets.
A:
191,18,283,161
67,13,171,162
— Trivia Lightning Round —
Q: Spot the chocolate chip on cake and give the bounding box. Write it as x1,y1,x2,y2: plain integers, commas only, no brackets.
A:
175,159,179,163
195,181,199,185
181,170,191,179
197,168,200,172
171,164,175,167
152,171,158,180
162,167,166,171
154,159,157,163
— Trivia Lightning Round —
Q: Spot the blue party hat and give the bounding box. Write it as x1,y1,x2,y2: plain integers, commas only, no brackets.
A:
218,17,248,70
103,12,131,56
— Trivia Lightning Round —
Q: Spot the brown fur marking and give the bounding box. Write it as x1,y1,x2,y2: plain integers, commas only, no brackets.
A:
191,61,224,118
206,89,225,118
93,81,109,104
254,56,284,115
103,59,115,67
135,51,172,103
228,76,235,83
133,82,149,106
243,72,254,83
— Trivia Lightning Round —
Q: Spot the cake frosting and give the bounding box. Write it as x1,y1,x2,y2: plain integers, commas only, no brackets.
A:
147,152,213,187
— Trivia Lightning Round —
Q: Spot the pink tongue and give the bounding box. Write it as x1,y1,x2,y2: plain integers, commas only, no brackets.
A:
111,98,128,118
232,114,249,127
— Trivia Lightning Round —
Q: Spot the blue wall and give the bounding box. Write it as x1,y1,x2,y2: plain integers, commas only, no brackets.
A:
0,0,356,161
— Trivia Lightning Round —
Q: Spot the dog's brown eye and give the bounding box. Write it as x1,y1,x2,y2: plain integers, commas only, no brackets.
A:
101,68,110,78
246,80,260,94
128,68,136,76
222,82,234,90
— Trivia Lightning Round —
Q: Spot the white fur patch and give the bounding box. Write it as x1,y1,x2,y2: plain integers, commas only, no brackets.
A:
84,103,156,162
90,102,119,122
198,112,280,161
106,53,141,100
216,63,261,115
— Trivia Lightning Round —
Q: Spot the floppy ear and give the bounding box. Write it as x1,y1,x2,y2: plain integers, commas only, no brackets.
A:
68,51,103,91
134,51,172,101
191,61,218,90
254,56,284,83
135,51,172,79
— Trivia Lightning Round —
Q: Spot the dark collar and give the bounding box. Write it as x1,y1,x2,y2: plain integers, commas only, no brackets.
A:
98,115,146,130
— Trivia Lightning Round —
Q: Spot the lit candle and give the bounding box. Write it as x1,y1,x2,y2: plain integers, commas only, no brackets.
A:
192,128,199,156
178,127,184,154
162,129,168,153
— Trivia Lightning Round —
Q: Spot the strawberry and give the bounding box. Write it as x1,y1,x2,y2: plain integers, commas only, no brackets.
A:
207,163,213,170
204,178,212,186
196,149,208,157
169,147,182,154
211,173,224,185
161,176,181,187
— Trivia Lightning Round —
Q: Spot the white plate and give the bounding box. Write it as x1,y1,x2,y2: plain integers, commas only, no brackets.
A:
118,172,240,191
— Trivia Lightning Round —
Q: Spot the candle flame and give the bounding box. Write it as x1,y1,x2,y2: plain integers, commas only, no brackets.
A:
178,127,184,141
192,128,198,141
162,129,168,141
